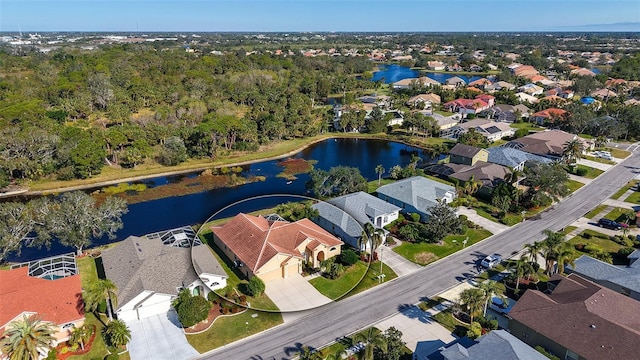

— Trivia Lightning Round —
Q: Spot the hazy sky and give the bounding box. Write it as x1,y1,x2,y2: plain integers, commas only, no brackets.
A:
1,0,639,32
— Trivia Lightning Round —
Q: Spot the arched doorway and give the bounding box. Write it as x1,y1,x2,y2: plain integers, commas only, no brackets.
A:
316,251,325,267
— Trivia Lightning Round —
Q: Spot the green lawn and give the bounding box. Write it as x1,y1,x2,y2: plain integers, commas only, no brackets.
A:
187,310,283,352
434,110,455,116
509,122,543,132
602,207,634,223
77,256,100,288
471,201,522,226
367,178,396,193
308,260,398,300
603,147,631,159
623,190,640,205
574,164,604,179
567,230,626,254
566,179,585,193
560,226,578,235
347,260,398,297
432,308,469,333
611,180,639,200
197,230,279,311
584,204,608,219
393,228,492,265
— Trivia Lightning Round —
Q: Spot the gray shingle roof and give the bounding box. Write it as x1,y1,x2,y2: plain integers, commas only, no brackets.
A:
440,330,548,360
312,201,363,239
449,143,482,158
102,236,225,309
326,191,401,226
486,147,553,169
569,255,640,294
376,176,455,214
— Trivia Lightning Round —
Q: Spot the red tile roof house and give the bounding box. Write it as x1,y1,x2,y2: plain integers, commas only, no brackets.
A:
530,108,568,125
508,274,640,360
0,255,84,352
212,213,343,282
443,97,492,118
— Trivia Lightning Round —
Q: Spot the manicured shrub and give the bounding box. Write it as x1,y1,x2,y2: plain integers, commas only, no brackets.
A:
175,294,211,328
409,213,421,222
246,276,266,297
582,232,592,239
466,322,482,339
575,167,588,176
340,249,359,266
618,247,635,257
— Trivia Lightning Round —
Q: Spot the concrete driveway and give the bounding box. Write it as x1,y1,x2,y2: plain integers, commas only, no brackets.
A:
457,207,509,235
264,273,332,312
125,311,199,360
377,243,422,277
376,305,456,360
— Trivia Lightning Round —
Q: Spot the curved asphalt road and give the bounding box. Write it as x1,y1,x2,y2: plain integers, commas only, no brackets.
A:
197,151,640,360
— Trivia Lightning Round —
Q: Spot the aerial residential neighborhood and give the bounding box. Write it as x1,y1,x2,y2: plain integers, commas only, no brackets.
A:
1,1,640,360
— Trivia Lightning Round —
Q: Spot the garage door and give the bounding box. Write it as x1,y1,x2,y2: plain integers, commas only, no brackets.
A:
118,294,173,322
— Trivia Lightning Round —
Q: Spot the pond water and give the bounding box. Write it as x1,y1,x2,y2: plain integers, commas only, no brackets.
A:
371,64,419,84
11,138,443,262
371,64,485,86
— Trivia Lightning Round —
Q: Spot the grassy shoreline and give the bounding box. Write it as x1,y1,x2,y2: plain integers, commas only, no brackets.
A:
16,132,435,196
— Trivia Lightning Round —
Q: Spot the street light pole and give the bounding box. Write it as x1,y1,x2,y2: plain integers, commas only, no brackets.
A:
379,247,383,283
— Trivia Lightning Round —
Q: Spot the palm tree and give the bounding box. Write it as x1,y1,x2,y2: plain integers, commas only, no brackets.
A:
104,319,131,348
478,280,507,316
505,169,522,186
361,223,383,252
539,230,572,275
0,315,55,360
375,164,385,185
458,288,485,323
463,175,482,196
325,348,347,360
296,345,322,360
69,324,92,351
562,138,585,165
522,241,542,267
84,279,118,321
353,327,388,360
508,258,536,291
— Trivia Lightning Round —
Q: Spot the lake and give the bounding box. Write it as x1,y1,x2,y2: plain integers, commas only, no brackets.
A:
372,64,485,85
371,64,418,84
10,138,443,262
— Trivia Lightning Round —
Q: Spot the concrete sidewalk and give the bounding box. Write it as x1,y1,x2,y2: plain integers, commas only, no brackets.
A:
457,207,509,235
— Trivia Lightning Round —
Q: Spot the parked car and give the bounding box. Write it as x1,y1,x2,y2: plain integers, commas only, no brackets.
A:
598,218,623,230
480,255,502,269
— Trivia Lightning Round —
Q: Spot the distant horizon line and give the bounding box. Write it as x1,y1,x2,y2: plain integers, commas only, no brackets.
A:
2,30,639,34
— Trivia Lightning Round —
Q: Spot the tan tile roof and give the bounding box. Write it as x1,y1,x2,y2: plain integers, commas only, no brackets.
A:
212,214,343,273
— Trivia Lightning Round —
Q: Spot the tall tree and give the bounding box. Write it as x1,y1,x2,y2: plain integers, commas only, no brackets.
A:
104,320,131,348
424,200,463,242
353,327,388,360
0,315,55,360
539,229,575,275
381,326,406,360
84,279,119,321
306,166,367,198
375,164,385,185
562,139,585,165
479,280,507,316
508,258,536,291
43,192,128,255
458,288,485,323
